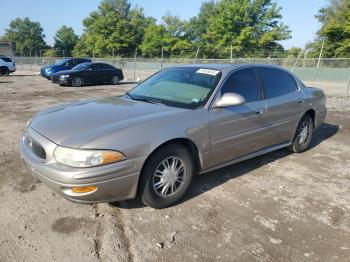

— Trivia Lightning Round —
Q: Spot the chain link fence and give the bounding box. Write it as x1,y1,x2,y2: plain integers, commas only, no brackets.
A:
13,56,350,97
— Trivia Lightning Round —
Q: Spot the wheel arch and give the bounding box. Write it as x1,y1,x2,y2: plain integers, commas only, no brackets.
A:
136,137,202,195
303,109,316,127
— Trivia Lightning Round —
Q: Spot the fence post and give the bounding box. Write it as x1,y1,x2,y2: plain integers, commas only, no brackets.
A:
133,47,138,80
291,49,304,72
21,50,23,70
112,48,115,65
316,39,325,69
230,44,233,63
30,49,32,70
193,46,200,64
347,74,350,97
160,47,164,70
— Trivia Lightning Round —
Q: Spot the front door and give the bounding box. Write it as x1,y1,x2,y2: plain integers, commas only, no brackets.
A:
208,68,268,168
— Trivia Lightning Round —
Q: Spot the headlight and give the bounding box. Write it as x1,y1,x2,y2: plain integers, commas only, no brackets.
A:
54,146,126,168
59,74,70,80
45,68,52,73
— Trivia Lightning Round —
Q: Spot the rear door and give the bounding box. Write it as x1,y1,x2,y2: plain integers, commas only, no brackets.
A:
257,67,306,145
100,64,113,82
208,68,268,167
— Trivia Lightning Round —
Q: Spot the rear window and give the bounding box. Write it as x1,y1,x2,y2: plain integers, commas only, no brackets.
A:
1,57,12,62
258,68,296,99
100,63,114,69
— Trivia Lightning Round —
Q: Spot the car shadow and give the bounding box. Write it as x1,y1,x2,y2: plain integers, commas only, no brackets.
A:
112,123,339,209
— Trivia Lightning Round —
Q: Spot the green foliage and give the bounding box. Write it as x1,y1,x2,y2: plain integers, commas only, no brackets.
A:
4,17,47,55
287,47,302,58
311,0,350,57
140,14,193,57
54,26,79,57
73,0,153,57
4,0,293,58
197,0,290,58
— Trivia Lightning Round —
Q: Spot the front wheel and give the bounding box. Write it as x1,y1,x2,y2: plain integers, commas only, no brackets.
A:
71,77,83,87
140,144,194,209
0,67,9,76
110,75,119,85
288,114,314,153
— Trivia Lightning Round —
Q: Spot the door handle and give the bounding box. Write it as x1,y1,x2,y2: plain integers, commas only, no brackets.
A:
297,99,304,104
255,108,264,115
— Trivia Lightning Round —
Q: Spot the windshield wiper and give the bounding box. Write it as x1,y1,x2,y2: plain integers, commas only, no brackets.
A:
125,93,163,105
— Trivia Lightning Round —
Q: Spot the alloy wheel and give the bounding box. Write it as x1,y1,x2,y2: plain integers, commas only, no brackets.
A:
152,156,186,198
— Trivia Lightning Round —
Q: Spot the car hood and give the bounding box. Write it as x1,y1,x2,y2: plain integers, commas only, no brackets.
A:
30,96,187,148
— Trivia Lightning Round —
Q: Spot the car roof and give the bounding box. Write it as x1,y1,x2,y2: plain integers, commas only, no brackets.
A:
171,63,285,72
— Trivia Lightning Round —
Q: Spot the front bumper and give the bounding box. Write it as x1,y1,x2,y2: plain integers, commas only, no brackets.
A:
20,128,146,203
52,76,70,85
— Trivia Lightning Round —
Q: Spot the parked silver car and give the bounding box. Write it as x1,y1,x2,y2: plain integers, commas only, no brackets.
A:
20,64,327,208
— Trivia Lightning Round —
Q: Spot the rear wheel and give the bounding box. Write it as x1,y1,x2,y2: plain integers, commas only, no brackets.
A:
0,67,9,76
288,114,314,153
71,77,82,87
140,144,194,209
110,75,119,85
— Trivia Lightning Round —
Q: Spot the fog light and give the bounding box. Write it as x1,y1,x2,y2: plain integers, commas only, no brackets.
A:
71,186,97,193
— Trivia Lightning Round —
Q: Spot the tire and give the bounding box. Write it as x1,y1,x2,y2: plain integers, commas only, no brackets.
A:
0,67,9,76
140,144,194,209
110,75,119,85
288,114,314,153
71,77,83,87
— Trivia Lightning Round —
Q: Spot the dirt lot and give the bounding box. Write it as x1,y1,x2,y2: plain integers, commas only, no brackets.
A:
0,72,349,262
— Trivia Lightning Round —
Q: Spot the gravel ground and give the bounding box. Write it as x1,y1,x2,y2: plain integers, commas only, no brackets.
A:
0,73,349,262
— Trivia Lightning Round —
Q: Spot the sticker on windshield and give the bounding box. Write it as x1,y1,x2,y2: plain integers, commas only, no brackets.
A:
192,98,200,103
196,68,220,76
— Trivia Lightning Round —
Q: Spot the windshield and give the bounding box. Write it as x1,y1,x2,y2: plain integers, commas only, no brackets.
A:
72,62,91,70
128,67,222,109
55,58,70,66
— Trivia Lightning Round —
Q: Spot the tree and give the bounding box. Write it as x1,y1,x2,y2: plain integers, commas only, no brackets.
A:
188,0,290,58
54,26,79,57
4,17,47,56
140,14,192,57
73,0,153,57
287,47,302,58
311,0,350,57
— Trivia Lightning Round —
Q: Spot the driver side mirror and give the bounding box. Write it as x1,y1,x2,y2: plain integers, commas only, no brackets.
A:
214,92,245,108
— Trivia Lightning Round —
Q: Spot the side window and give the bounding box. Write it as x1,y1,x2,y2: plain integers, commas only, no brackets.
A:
258,68,294,98
71,59,79,66
283,72,298,92
100,64,111,69
221,68,260,103
91,64,101,70
1,57,12,62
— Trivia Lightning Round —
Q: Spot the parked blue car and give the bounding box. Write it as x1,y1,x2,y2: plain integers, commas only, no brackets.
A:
40,58,91,79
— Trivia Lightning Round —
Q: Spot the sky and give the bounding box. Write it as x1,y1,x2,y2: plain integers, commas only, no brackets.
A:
0,0,329,49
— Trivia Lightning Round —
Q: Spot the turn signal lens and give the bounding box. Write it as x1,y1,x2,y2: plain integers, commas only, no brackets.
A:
101,151,125,165
71,186,97,193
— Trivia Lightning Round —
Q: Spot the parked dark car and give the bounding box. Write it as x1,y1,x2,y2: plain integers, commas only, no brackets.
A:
40,58,91,79
51,62,124,87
